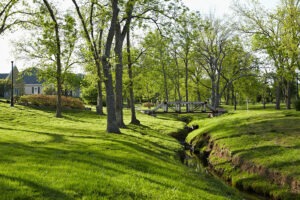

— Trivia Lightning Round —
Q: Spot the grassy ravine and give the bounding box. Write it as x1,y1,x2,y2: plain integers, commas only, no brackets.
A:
186,107,300,200
0,102,243,200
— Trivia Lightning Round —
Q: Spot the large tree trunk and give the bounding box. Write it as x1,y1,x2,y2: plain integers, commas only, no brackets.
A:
114,21,125,128
101,0,120,133
127,28,140,125
114,0,134,127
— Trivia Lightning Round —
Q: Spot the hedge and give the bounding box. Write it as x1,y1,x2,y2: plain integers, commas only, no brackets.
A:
19,95,84,110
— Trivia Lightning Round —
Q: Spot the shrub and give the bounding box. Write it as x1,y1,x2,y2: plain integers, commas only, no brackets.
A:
294,100,300,111
143,102,154,109
19,95,84,110
14,96,20,103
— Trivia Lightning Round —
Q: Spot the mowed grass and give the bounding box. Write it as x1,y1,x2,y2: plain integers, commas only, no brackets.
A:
186,106,300,198
0,102,243,200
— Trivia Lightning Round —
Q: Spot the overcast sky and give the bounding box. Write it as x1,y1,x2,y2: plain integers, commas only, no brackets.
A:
0,0,279,73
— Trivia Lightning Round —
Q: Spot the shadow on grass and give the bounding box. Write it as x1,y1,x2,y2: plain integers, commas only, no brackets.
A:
126,124,176,143
0,139,240,199
232,145,286,160
0,174,72,200
0,127,66,143
234,176,300,200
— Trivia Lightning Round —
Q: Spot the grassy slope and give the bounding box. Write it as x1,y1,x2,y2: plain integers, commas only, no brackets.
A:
0,102,243,200
186,106,300,199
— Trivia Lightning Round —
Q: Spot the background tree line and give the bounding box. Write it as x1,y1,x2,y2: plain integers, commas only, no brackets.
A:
1,0,300,133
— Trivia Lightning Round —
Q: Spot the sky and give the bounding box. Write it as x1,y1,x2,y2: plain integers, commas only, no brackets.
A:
0,0,279,73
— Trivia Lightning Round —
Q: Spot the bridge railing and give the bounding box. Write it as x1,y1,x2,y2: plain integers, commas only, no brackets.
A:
150,101,217,113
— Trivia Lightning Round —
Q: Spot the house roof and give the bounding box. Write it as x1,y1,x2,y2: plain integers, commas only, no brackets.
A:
0,73,9,79
23,74,42,84
20,67,43,85
0,67,43,84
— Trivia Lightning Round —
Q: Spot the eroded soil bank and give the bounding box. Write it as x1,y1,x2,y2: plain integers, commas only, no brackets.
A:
170,126,265,200
188,132,300,200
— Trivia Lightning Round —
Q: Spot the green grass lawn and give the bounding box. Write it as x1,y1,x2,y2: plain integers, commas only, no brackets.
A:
186,106,300,199
0,102,244,200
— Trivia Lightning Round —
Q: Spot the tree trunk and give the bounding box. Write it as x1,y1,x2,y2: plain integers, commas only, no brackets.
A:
72,0,104,115
113,0,134,127
96,81,103,114
162,62,169,102
56,74,62,118
231,85,235,106
215,73,221,108
285,80,292,109
95,30,104,115
196,88,201,102
127,30,140,125
174,52,181,101
185,59,188,109
101,0,120,133
114,21,125,128
275,79,281,110
225,83,231,105
43,0,62,118
96,60,104,115
211,76,216,109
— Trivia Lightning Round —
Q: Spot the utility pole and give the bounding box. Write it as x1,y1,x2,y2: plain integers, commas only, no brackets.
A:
11,61,14,107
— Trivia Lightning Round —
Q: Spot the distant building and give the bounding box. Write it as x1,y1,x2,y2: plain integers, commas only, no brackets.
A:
0,67,82,98
22,68,43,95
0,66,26,98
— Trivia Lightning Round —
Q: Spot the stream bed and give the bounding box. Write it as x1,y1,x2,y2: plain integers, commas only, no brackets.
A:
172,126,267,200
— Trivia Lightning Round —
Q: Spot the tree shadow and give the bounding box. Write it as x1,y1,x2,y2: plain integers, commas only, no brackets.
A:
0,126,66,143
0,174,72,200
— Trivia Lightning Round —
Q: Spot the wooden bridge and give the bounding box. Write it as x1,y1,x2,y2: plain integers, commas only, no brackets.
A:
143,101,220,114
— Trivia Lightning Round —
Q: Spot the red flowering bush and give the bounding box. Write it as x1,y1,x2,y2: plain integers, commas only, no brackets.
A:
143,102,154,109
19,95,84,110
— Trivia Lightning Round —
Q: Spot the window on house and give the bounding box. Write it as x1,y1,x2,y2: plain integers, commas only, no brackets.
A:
32,87,34,94
38,87,40,94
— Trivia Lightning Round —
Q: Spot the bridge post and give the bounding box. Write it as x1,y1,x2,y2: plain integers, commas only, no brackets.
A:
163,102,168,112
175,102,181,113
202,103,206,112
188,103,194,113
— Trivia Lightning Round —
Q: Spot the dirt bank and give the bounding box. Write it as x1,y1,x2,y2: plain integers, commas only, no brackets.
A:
190,134,300,200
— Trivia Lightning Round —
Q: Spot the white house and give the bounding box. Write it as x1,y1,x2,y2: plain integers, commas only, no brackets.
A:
0,67,82,98
23,72,43,95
